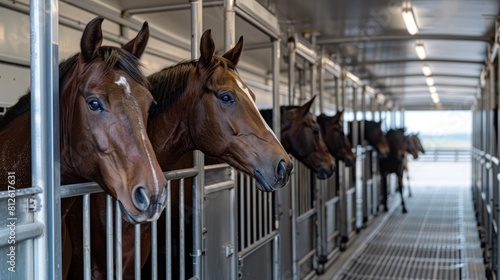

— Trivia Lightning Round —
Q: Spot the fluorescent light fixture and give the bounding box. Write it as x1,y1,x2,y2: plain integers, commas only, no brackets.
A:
431,93,440,104
415,41,426,60
422,64,432,76
429,86,437,93
425,77,434,86
346,71,360,82
402,7,419,35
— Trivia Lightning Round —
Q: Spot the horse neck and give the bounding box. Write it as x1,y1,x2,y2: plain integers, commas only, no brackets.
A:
147,93,195,170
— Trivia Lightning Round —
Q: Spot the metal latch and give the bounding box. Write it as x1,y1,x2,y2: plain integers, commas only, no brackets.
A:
225,243,234,257
28,194,41,212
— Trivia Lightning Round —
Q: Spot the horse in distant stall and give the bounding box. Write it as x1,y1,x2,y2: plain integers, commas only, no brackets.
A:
260,96,336,179
348,120,390,157
378,128,408,213
0,17,166,279
317,110,356,166
403,133,425,197
67,29,293,279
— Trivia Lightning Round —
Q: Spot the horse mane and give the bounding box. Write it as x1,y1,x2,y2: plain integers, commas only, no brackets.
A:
148,55,236,119
0,94,30,130
0,47,146,131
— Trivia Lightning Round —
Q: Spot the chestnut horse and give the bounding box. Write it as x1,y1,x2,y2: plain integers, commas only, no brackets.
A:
67,29,293,279
260,96,336,179
317,111,356,166
0,17,166,278
379,128,408,213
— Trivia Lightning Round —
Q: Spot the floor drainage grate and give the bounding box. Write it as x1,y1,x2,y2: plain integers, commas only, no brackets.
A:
334,185,485,280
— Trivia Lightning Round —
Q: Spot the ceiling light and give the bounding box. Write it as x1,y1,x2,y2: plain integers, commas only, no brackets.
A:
425,77,434,86
431,93,440,104
422,64,432,76
415,41,426,60
402,7,419,35
429,86,437,93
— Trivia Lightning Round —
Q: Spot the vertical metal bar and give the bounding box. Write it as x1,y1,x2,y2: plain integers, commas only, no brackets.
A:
318,51,325,114
246,176,251,246
31,1,60,279
151,220,158,280
190,0,204,278
83,195,91,280
224,4,237,272
180,178,185,280
239,173,245,249
272,39,281,140
106,195,114,279
272,32,282,280
252,179,257,243
134,224,141,280
335,76,340,110
352,86,358,148
291,158,298,280
166,181,172,280
400,109,405,128
258,183,263,239
115,200,123,280
288,37,296,105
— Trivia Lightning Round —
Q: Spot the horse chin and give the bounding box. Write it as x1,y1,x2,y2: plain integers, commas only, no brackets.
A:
343,157,355,167
118,200,163,225
254,171,274,192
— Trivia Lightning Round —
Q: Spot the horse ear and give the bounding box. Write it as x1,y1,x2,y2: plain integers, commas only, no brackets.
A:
81,16,104,61
297,95,316,117
332,110,343,123
122,21,149,59
198,29,215,70
222,36,243,66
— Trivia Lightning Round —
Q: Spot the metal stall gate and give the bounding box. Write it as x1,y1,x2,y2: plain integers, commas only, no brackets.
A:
315,56,342,271
281,34,320,280
472,34,500,279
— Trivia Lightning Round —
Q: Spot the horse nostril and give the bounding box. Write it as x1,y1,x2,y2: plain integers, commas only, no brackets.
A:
132,186,150,212
277,159,287,179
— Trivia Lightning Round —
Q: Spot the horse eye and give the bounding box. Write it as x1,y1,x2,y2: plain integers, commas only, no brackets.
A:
219,92,235,105
87,98,102,111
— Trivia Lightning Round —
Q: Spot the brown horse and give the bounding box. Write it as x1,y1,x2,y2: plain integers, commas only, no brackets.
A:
67,29,293,279
349,120,390,158
379,128,408,213
0,17,166,278
260,96,336,179
317,111,356,166
403,133,425,197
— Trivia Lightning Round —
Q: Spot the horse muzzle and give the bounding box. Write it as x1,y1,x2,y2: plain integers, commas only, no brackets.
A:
119,187,167,224
254,159,293,192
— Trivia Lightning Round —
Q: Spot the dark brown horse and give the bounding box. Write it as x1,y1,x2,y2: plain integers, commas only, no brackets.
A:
67,29,293,279
379,128,408,213
260,96,335,179
317,111,356,166
403,133,425,197
0,17,166,278
349,120,390,157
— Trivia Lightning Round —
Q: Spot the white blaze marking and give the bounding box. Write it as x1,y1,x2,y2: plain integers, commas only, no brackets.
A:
115,75,131,95
233,74,280,143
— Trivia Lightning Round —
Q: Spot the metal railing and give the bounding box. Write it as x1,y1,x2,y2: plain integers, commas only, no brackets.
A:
418,149,471,162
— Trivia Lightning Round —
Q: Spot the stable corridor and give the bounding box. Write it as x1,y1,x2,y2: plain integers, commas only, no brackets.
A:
321,161,484,279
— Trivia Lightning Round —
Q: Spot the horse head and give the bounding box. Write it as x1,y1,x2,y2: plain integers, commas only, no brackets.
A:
317,111,356,167
280,96,335,179
365,120,390,158
61,17,167,224
386,128,406,160
148,29,292,192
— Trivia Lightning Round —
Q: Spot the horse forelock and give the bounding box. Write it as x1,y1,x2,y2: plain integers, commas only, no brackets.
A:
148,55,233,119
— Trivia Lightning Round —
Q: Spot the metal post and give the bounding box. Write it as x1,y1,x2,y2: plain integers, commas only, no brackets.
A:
31,1,61,279
191,1,204,278
400,109,405,128
318,53,325,114
224,1,238,278
288,37,296,105
272,38,282,280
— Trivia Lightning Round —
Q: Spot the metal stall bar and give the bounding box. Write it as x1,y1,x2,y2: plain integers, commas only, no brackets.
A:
224,2,239,278
31,0,61,279
190,0,205,278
